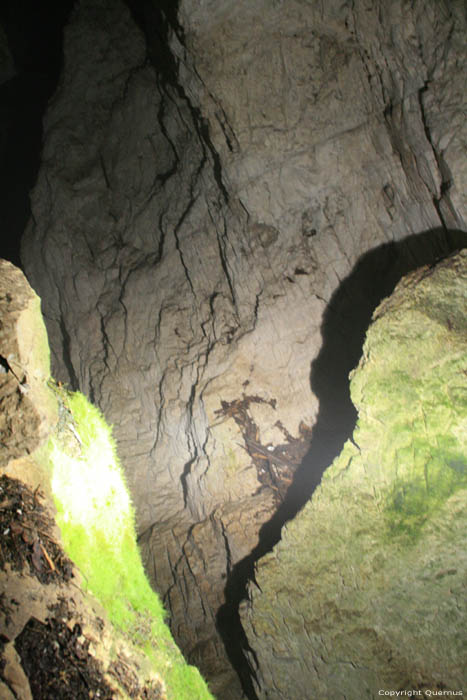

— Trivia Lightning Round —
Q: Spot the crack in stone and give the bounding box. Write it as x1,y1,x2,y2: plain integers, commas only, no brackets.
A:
219,518,232,577
58,316,79,391
417,82,455,231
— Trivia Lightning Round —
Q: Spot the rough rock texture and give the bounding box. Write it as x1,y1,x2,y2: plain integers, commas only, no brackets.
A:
241,250,467,699
0,261,167,699
20,0,466,697
0,259,56,466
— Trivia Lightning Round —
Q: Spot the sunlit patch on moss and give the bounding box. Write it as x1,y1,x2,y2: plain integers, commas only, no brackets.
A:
380,373,467,542
349,283,467,545
35,385,215,700
385,450,467,539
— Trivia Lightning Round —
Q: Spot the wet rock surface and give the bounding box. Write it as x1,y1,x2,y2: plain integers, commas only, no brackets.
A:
19,0,467,696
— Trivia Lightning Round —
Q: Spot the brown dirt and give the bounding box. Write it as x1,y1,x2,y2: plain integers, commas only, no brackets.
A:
0,475,73,585
14,612,115,700
0,475,165,699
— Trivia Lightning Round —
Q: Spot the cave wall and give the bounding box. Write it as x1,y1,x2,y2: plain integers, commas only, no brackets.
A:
20,0,466,697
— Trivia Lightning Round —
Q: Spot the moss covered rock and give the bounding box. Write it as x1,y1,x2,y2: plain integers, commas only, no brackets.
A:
0,260,214,700
241,250,467,699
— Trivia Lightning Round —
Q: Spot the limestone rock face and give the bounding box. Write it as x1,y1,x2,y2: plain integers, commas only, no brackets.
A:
21,0,466,696
241,250,467,698
0,259,56,466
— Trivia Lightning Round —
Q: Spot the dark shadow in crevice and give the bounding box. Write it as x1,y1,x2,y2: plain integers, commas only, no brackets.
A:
123,0,183,87
0,0,74,268
125,0,231,205
216,227,466,699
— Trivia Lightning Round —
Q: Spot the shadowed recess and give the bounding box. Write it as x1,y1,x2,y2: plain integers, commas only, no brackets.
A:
0,0,74,267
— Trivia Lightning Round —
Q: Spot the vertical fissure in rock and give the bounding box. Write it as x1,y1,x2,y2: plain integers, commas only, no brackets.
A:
417,82,459,231
181,451,197,509
209,209,239,316
217,550,261,700
219,518,232,578
58,316,79,391
154,91,180,188
173,198,198,299
125,0,230,203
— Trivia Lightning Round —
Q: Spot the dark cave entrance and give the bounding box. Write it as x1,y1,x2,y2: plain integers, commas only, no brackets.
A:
217,227,467,700
0,0,74,268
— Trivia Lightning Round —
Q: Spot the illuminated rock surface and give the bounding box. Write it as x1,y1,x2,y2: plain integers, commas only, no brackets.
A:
241,250,467,699
0,259,56,465
17,0,467,696
0,260,213,700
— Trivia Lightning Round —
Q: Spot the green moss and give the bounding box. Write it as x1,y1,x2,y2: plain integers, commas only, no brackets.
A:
349,274,467,544
34,385,215,700
385,448,467,539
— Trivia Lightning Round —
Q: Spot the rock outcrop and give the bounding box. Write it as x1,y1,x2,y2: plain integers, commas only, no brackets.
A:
241,250,467,698
0,259,213,700
0,259,56,467
19,0,466,696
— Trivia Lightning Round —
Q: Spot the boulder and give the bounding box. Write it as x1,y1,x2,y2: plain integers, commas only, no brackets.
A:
241,250,467,698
